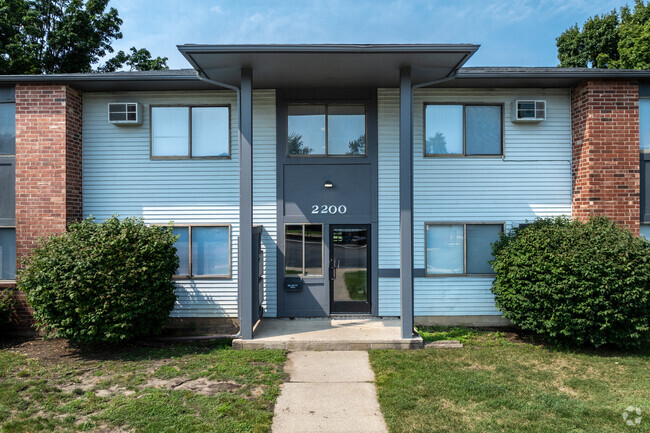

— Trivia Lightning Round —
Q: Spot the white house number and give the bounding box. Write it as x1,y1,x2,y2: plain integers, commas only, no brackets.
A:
311,205,348,215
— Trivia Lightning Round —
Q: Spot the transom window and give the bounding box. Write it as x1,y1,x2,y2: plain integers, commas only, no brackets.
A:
151,105,230,159
424,104,503,156
425,223,503,276
287,105,366,156
285,224,323,276
169,225,230,278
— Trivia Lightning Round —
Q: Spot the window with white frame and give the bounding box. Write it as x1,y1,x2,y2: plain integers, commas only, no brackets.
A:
425,223,503,276
424,104,503,156
169,225,230,278
150,106,230,159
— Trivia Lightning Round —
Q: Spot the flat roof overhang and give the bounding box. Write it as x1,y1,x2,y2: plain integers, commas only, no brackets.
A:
177,44,480,88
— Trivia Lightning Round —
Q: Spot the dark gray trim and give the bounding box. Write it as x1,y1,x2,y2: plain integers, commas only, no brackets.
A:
378,268,400,278
238,68,253,340
276,88,379,317
640,82,650,98
178,43,480,54
642,153,650,223
399,67,414,339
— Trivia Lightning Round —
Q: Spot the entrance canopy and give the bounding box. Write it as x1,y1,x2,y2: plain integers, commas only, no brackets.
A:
177,44,479,88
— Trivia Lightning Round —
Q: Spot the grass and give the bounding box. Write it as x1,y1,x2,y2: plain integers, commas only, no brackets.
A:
343,270,367,300
0,339,286,432
370,328,650,433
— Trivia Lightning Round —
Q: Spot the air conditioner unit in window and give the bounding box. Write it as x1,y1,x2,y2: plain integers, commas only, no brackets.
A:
108,102,142,125
512,100,546,122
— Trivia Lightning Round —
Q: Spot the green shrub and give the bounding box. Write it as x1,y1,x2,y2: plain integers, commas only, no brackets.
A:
18,216,179,344
490,216,650,349
0,288,15,325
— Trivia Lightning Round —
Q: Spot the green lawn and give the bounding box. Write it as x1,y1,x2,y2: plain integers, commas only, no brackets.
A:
370,328,650,433
0,339,286,433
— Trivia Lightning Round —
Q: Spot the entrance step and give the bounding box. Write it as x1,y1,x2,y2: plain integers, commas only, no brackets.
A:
232,317,423,350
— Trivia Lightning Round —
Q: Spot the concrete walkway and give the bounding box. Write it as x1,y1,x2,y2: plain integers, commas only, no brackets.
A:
272,351,388,433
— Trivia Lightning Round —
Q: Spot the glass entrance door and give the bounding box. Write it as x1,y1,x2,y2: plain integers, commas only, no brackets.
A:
330,225,370,314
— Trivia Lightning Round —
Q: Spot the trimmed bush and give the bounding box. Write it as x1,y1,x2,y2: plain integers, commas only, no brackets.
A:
491,216,650,349
18,216,179,343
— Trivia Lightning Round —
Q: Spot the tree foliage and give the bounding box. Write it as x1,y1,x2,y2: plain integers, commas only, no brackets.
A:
0,0,167,74
557,0,650,69
98,46,168,72
490,217,650,349
18,216,179,343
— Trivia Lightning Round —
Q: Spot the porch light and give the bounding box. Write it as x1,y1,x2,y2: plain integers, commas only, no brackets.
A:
324,180,334,188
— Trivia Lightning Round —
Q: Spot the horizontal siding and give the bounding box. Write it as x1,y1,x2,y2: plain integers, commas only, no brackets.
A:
252,90,278,317
83,90,240,318
378,88,572,317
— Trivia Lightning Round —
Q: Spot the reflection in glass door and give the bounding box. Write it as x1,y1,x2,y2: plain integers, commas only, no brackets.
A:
330,225,370,314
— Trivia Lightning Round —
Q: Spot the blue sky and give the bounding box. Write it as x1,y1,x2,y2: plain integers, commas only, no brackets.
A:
108,0,629,69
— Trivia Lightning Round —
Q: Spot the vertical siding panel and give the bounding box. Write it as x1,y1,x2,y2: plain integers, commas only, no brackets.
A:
83,91,240,318
252,90,278,317
377,89,401,316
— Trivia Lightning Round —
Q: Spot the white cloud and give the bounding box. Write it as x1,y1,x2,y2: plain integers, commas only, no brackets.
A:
210,5,225,14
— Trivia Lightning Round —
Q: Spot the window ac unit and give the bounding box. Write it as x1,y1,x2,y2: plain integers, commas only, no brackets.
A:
108,102,142,125
512,100,546,122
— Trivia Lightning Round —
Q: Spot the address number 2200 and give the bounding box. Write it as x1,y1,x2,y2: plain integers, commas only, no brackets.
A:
311,205,348,215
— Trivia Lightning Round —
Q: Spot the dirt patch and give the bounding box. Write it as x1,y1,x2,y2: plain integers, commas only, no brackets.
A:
144,377,242,396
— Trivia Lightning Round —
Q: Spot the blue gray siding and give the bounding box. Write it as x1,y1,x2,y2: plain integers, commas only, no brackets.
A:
83,90,278,318
377,88,572,316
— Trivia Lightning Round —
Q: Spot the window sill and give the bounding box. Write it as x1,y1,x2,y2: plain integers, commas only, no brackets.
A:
172,275,232,281
150,156,231,161
424,274,496,278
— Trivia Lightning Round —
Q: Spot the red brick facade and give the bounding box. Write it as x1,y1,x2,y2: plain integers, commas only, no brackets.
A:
15,84,83,259
8,84,83,328
571,80,640,235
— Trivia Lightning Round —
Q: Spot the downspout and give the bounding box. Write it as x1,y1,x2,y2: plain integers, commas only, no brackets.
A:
193,71,244,339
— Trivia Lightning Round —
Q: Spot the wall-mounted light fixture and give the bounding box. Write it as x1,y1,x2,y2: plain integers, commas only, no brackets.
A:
324,180,334,189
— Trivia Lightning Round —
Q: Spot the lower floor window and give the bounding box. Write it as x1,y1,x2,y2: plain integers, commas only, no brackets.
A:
641,224,650,240
426,223,503,276
285,224,323,276
0,228,15,280
170,225,230,278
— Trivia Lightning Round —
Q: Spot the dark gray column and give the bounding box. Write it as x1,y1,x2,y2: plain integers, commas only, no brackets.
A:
399,66,414,339
238,68,254,340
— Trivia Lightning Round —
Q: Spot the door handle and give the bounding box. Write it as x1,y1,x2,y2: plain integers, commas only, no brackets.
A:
329,259,336,280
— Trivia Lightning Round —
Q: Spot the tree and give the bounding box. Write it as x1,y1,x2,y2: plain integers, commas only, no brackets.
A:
425,132,447,154
557,0,650,69
288,132,312,155
0,0,167,74
98,47,168,72
347,134,365,155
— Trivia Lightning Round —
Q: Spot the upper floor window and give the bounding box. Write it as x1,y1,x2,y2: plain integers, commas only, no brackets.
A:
150,105,230,159
0,87,15,156
641,99,649,151
287,105,366,156
424,104,503,157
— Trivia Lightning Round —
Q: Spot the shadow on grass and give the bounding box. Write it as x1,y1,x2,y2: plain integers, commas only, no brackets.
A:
417,325,650,358
0,335,236,365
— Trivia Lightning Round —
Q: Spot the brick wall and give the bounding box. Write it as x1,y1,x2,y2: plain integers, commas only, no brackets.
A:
571,80,640,235
10,84,83,329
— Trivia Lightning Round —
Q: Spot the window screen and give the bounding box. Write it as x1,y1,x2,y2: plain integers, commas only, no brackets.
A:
465,106,502,155
466,224,502,274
